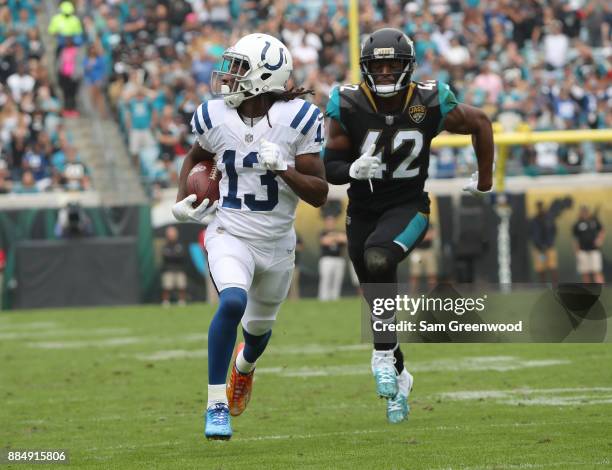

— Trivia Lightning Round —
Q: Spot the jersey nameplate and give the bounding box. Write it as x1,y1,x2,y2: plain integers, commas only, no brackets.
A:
373,47,394,57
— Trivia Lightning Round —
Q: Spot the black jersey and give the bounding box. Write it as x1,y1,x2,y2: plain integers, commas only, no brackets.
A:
326,80,458,212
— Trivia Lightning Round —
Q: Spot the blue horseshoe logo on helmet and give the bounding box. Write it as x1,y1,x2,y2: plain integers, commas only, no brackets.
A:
261,41,284,71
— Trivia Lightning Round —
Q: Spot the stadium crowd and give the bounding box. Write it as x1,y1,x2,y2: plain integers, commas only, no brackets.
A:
1,0,610,195
0,0,91,194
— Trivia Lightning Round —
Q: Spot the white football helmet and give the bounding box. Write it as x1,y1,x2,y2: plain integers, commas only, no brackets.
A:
211,33,293,108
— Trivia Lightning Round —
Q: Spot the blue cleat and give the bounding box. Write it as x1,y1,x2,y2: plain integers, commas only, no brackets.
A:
387,394,409,424
371,350,398,398
205,403,232,440
387,369,414,424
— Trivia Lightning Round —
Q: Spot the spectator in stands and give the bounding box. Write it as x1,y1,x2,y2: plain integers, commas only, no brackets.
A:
15,170,38,194
125,87,157,166
23,141,51,191
529,201,559,283
443,36,470,69
409,224,437,294
0,159,11,194
318,215,347,301
157,119,180,165
573,206,605,283
13,8,35,38
57,38,81,117
26,28,44,60
473,61,503,105
48,1,83,53
543,20,570,70
7,63,34,102
161,226,188,307
62,146,90,191
83,43,107,118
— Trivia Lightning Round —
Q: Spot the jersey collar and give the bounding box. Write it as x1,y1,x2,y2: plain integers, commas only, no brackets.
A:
359,82,378,113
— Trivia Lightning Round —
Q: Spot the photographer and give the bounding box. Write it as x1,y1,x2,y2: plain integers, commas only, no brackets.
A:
54,203,93,238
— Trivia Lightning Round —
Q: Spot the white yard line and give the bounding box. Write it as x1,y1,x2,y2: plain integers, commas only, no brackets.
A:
439,387,612,407
0,321,58,331
133,343,370,361
27,333,208,349
0,328,132,340
131,351,569,379
256,356,570,377
237,428,387,441
433,460,610,470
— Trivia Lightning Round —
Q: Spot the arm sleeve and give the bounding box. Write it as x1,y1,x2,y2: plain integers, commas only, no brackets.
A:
323,148,353,185
323,86,353,184
295,107,325,156
190,102,215,153
436,81,459,134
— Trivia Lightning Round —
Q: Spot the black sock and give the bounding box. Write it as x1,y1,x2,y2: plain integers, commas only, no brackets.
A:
393,346,404,374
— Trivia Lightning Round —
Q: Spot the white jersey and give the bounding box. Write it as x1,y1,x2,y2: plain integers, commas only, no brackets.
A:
191,98,324,240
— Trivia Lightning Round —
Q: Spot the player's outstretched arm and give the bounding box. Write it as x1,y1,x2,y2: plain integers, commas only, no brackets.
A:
322,119,353,185
176,142,215,202
443,104,494,191
277,154,328,208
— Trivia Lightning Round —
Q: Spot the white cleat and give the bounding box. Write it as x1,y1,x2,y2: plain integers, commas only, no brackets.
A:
371,350,398,398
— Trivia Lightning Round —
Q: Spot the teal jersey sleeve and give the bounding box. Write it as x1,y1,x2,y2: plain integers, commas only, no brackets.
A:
325,86,346,131
437,81,459,133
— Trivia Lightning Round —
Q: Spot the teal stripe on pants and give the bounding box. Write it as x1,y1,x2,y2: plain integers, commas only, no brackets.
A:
393,213,428,252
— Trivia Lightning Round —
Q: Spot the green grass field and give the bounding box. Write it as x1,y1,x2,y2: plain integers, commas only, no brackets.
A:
2,299,611,469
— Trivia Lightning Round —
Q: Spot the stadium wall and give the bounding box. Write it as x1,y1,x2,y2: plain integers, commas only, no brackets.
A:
0,206,156,309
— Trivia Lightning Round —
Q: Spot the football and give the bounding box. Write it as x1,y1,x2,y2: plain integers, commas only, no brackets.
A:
187,161,220,208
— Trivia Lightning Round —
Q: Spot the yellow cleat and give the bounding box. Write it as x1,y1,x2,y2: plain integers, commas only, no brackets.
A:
226,342,255,417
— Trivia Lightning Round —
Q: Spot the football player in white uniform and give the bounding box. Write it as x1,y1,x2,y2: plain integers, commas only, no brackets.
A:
172,33,328,440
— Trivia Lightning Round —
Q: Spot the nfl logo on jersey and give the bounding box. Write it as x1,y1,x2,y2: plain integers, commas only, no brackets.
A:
245,133,253,143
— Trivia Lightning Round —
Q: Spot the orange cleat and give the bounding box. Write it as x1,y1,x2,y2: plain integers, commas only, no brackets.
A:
226,342,255,417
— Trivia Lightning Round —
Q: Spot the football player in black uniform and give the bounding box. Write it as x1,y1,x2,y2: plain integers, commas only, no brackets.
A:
324,28,494,423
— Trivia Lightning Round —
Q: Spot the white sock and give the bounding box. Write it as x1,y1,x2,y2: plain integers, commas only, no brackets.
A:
235,350,255,374
207,384,228,408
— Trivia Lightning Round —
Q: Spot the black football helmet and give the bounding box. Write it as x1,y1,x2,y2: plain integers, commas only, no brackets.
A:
360,28,416,97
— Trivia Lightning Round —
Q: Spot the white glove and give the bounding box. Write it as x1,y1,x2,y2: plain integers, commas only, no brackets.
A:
349,144,381,180
259,138,287,172
172,195,218,224
462,172,491,197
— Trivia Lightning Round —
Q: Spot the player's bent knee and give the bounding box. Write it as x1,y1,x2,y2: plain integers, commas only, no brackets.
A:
218,287,248,319
242,319,274,337
364,247,397,278
241,298,281,336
